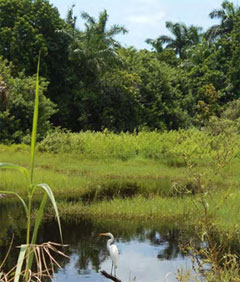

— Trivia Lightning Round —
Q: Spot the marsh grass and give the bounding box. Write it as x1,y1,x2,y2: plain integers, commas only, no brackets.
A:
2,110,240,280
55,196,193,222
1,142,240,233
172,122,240,281
37,128,240,162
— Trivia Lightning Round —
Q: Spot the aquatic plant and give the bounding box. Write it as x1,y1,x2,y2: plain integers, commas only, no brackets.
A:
176,121,240,281
0,55,62,281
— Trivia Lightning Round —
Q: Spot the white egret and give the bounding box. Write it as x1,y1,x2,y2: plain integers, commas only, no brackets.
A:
99,232,119,276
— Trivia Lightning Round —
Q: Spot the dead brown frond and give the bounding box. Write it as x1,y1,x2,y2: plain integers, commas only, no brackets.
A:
0,235,14,270
0,235,15,282
1,242,69,282
28,241,69,281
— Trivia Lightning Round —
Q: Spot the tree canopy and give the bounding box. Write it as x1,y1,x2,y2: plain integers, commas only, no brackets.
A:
0,0,240,143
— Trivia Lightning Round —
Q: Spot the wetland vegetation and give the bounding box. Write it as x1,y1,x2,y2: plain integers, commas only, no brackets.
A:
2,128,240,280
1,0,240,280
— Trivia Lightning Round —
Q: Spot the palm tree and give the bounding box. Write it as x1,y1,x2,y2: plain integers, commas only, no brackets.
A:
186,39,213,65
66,5,77,30
146,21,202,59
205,0,239,41
145,38,163,53
59,9,127,81
71,9,128,76
187,25,203,45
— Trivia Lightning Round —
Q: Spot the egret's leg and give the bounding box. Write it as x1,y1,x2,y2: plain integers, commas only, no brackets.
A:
111,261,113,275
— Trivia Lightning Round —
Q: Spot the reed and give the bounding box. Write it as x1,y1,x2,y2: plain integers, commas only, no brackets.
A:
0,55,62,281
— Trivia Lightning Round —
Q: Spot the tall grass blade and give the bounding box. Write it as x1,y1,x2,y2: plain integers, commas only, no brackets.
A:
14,244,27,282
0,190,28,216
0,163,30,184
27,193,48,270
37,183,62,242
31,193,48,245
30,54,40,183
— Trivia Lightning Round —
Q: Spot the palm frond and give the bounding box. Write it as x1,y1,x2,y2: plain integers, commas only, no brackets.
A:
107,25,128,37
209,9,226,19
205,25,222,41
98,9,108,33
81,11,96,25
157,35,173,44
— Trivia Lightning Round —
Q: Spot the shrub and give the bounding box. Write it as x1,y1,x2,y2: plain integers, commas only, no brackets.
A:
0,57,56,144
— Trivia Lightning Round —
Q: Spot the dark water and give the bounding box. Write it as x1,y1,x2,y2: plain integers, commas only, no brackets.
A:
0,201,194,282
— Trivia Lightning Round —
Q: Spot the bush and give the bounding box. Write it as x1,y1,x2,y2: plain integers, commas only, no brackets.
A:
0,57,56,144
38,127,240,163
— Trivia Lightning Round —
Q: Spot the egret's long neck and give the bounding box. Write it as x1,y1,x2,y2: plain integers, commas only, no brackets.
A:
107,234,114,250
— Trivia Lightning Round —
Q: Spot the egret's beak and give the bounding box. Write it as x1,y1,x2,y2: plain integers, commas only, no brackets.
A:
99,233,108,236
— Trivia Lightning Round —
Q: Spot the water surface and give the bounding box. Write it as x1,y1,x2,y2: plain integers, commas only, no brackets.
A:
0,202,194,282
53,222,193,282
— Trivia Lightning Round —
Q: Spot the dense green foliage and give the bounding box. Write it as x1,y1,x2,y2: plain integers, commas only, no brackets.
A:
0,57,56,143
0,0,69,104
0,0,239,142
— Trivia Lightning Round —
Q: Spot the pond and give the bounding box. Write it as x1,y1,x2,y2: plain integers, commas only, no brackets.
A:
0,201,195,282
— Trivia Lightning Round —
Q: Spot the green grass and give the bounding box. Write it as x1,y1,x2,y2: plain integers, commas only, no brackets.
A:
0,149,190,197
2,120,240,280
37,128,240,162
1,128,240,241
55,196,193,221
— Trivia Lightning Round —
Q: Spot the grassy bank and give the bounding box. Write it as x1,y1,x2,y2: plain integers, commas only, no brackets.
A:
0,129,240,239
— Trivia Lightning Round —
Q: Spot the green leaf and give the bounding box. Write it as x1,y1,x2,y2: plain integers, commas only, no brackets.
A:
14,244,27,282
0,163,30,184
0,190,28,217
31,193,48,245
30,53,40,183
27,193,48,271
37,183,62,242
